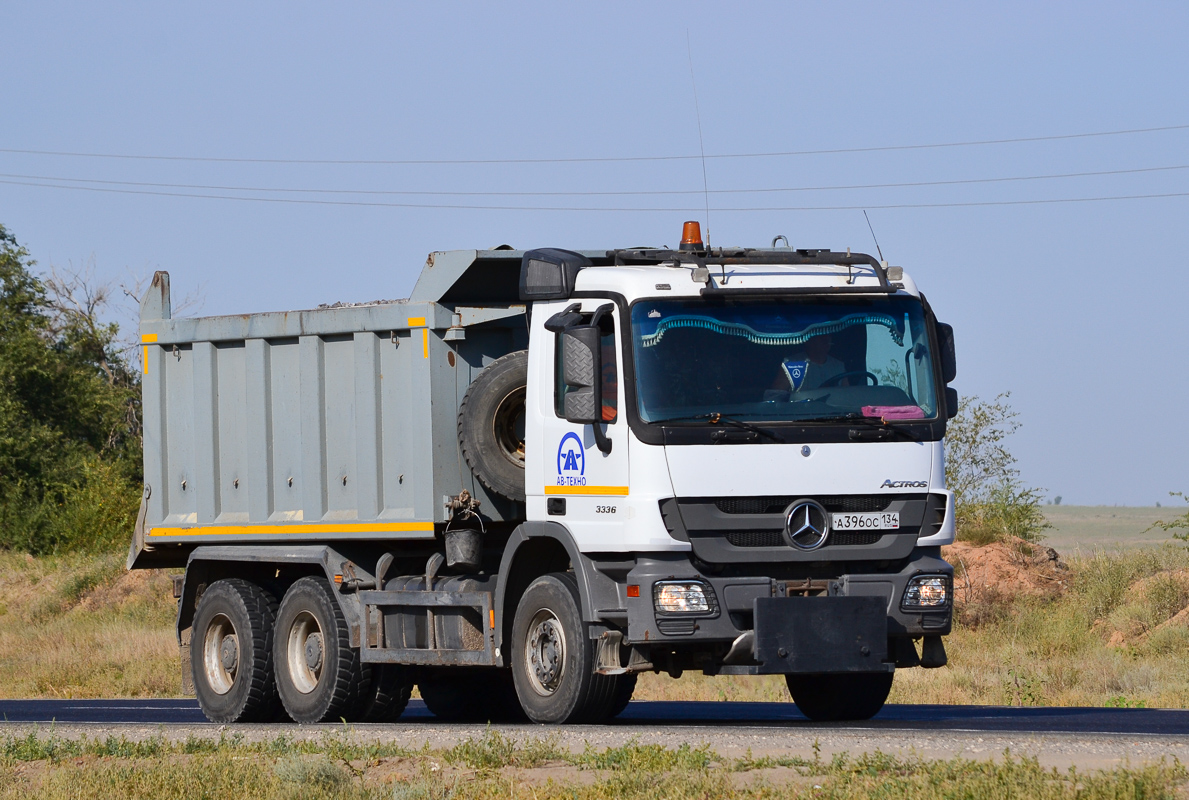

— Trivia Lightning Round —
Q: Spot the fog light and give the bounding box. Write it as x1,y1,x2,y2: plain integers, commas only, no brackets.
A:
902,576,949,609
653,581,710,613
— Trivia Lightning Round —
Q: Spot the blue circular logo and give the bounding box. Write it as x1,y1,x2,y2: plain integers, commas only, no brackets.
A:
557,432,585,476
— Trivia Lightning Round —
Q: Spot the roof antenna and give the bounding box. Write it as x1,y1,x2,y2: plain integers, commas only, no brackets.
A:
862,210,885,262
686,30,711,253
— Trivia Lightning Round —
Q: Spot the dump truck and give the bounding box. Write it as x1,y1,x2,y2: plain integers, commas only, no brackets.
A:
129,222,958,724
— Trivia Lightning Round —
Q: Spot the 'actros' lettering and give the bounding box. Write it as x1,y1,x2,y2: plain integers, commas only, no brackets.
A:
880,479,928,489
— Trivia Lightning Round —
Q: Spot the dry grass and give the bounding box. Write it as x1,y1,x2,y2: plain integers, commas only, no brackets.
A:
5,544,1189,709
632,543,1189,709
0,550,178,698
0,730,1182,800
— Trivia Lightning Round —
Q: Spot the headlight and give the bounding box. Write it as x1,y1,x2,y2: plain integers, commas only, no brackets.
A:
901,575,950,609
653,581,711,613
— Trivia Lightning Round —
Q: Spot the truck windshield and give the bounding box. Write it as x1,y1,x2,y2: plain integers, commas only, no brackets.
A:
630,295,938,424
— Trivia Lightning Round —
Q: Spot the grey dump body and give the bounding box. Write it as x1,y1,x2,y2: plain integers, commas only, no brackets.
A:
130,249,549,567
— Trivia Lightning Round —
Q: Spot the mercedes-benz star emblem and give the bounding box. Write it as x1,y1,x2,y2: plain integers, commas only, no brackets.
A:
784,500,830,550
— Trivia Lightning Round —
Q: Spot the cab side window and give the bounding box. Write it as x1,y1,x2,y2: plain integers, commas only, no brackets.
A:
555,314,618,422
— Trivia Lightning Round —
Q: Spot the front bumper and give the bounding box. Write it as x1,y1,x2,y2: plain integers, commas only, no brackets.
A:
621,547,953,649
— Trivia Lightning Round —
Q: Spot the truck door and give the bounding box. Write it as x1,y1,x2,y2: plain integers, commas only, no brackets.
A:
538,301,629,549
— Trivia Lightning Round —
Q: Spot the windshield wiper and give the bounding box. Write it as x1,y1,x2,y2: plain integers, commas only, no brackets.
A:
815,413,921,442
653,412,784,443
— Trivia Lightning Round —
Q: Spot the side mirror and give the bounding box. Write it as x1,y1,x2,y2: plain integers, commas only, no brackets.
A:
936,322,956,384
561,326,600,424
945,387,959,420
560,323,613,454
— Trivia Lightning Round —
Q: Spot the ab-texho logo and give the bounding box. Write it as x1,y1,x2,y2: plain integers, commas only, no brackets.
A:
555,432,586,486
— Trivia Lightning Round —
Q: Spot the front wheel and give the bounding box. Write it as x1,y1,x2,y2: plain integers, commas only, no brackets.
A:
510,572,618,724
609,673,637,718
785,671,894,721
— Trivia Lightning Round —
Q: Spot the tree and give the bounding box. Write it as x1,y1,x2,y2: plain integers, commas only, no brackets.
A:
945,393,1048,544
0,224,142,553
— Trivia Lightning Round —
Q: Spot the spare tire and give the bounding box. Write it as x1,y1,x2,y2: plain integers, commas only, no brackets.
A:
459,350,527,502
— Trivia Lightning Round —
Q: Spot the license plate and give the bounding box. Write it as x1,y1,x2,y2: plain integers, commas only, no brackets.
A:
831,512,899,531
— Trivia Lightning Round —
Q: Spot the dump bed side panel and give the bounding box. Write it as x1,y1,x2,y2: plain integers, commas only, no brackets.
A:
130,259,530,567
140,302,459,545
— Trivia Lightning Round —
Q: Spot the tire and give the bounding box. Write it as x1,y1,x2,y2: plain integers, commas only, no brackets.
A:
609,673,637,718
458,350,527,502
785,672,894,722
191,578,281,723
419,668,527,723
351,664,415,723
273,576,367,723
510,572,619,724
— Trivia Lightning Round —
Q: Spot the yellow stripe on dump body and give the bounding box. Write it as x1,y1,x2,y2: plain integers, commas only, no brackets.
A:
141,335,157,375
147,521,435,537
544,485,630,496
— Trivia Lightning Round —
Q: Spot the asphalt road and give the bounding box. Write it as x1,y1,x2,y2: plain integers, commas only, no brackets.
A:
2,699,1187,736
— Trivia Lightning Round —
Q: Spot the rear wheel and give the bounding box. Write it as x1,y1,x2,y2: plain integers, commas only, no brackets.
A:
510,572,618,724
274,577,367,723
191,579,281,723
352,664,416,723
785,672,894,721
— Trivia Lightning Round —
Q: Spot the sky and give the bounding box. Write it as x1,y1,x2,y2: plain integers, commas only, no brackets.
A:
1,2,1186,506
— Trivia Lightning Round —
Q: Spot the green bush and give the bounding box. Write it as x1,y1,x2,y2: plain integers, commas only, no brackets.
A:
946,393,1048,544
1074,545,1189,619
0,224,141,554
1152,491,1189,541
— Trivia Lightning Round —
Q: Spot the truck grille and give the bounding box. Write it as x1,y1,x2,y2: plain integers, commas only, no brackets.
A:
665,494,930,563
725,530,885,548
715,495,894,515
725,530,784,547
831,531,885,546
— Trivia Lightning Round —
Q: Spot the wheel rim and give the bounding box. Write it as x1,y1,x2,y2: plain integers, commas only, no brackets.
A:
201,613,239,695
491,387,526,469
286,610,325,694
524,607,566,696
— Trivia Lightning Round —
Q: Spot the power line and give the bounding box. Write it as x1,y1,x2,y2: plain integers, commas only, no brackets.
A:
0,163,1185,198
2,176,1186,212
1,124,1187,166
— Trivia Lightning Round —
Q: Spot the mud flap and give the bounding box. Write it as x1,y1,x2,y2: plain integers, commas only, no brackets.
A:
125,483,151,570
179,628,195,696
753,596,888,674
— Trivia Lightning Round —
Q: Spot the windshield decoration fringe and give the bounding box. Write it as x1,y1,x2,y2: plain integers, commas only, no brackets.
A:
639,312,904,349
